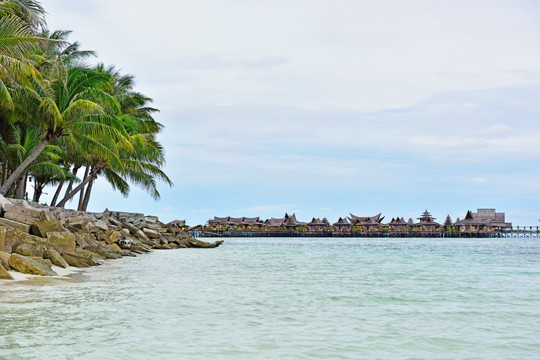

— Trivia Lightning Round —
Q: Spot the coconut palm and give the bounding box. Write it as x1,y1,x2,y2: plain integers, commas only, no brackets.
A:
0,124,62,198
56,66,172,210
0,1,50,90
0,65,131,196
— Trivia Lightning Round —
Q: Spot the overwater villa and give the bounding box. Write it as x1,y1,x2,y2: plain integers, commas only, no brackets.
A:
205,208,512,233
306,217,331,231
454,209,511,232
388,217,409,232
332,217,351,232
412,210,441,232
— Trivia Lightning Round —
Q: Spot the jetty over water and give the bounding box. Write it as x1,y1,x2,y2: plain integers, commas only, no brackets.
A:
191,229,539,239
197,208,534,238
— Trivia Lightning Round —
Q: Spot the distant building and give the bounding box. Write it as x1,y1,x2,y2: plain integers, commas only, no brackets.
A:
205,208,512,233
306,217,330,231
348,213,384,224
207,216,264,229
333,217,351,232
168,219,186,227
413,209,440,231
387,217,408,232
454,209,511,232
348,213,385,232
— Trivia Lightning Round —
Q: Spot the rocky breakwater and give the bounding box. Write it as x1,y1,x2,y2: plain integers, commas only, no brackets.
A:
0,196,223,280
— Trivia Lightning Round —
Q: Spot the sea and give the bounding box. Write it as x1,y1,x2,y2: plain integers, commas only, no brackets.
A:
1,237,539,360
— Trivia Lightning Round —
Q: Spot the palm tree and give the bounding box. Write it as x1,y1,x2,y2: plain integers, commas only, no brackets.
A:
56,66,171,210
0,65,131,196
0,1,50,88
0,0,46,31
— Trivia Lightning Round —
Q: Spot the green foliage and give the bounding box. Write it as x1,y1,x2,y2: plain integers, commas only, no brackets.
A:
0,3,172,205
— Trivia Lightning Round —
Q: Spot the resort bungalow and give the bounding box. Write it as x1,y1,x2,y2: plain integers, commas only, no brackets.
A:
413,210,441,232
207,216,264,229
454,209,511,232
350,217,381,232
264,217,285,229
333,217,351,232
387,217,408,232
282,213,307,229
306,217,330,232
348,213,385,224
348,213,385,232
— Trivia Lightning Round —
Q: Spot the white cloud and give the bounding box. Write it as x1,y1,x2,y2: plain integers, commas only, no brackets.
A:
39,0,540,225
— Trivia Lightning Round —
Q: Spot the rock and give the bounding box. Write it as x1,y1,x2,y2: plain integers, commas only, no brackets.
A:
135,230,150,241
0,251,10,270
158,234,168,245
73,248,104,266
131,243,151,253
0,227,6,251
0,218,30,233
8,253,58,276
3,228,28,253
74,233,89,248
67,216,90,227
145,216,158,224
3,203,43,218
111,243,123,253
46,231,76,254
64,216,89,231
30,256,53,269
122,222,141,234
30,219,65,238
38,210,51,221
84,244,122,259
187,238,224,248
91,220,109,232
102,230,122,245
14,238,45,258
0,264,13,280
3,211,38,225
152,243,172,249
142,228,159,239
108,217,123,227
44,247,69,268
62,253,90,268
0,194,12,214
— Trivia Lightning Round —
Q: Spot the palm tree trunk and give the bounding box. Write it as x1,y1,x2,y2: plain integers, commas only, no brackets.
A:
81,176,94,211
0,139,49,196
14,173,27,199
76,166,90,210
32,179,44,203
63,166,80,199
57,166,101,208
1,161,8,185
50,181,63,206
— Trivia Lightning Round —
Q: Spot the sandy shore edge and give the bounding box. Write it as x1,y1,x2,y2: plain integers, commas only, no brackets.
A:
1,265,86,284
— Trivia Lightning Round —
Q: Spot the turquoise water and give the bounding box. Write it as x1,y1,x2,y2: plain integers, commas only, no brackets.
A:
1,237,539,359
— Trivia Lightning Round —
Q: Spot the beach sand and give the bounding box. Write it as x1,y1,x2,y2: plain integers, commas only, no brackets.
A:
1,266,86,286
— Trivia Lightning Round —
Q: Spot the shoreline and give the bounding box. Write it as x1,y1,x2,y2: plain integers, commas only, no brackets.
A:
0,196,223,283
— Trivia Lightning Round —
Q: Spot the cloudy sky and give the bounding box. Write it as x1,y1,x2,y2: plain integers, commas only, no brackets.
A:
41,0,540,225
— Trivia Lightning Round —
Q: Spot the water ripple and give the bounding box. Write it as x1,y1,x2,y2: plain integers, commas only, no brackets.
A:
1,237,539,359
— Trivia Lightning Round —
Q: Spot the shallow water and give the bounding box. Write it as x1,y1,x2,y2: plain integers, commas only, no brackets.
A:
1,237,539,359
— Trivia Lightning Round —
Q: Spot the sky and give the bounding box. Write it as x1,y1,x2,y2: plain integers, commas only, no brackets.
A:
40,0,540,226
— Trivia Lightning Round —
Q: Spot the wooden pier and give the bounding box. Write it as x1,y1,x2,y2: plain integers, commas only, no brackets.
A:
190,229,540,239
